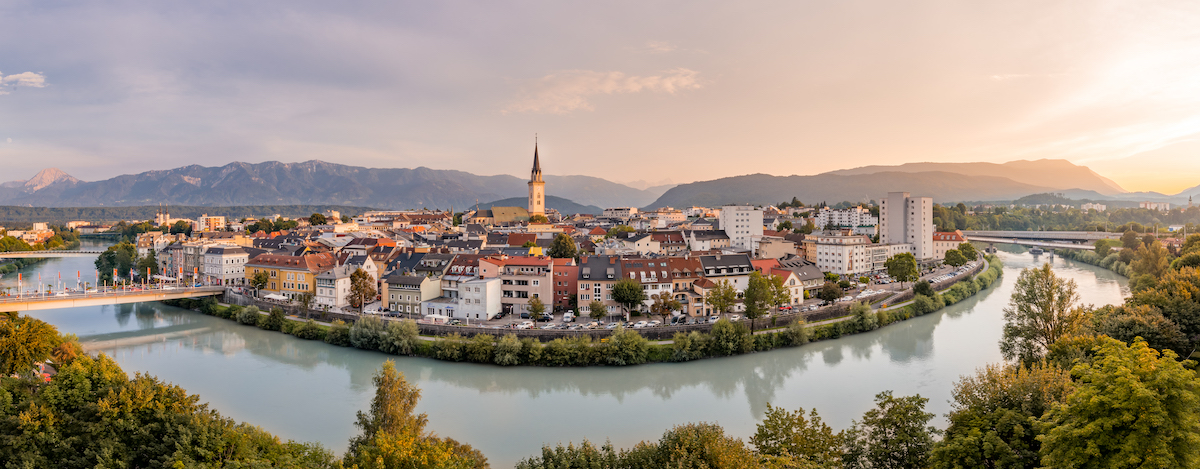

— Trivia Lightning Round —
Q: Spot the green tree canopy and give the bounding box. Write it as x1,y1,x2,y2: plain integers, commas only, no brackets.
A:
705,279,737,315
843,391,938,469
958,242,978,260
612,277,647,317
751,404,843,467
1038,337,1200,469
886,252,919,286
349,268,376,312
547,233,577,258
1001,263,1085,364
944,249,968,267
816,282,842,304
308,213,327,225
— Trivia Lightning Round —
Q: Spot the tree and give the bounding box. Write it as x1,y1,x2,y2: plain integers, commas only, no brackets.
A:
135,250,160,278
527,296,546,317
705,280,737,316
250,270,270,292
308,213,327,225
650,292,682,326
843,391,938,469
776,220,794,232
95,242,137,284
529,214,549,224
743,271,773,330
589,299,607,321
1038,337,1200,469
1121,229,1141,250
956,242,978,261
344,360,487,469
612,277,647,318
824,272,841,283
1131,239,1170,280
547,233,577,258
930,362,1074,469
751,404,843,467
943,249,968,268
1000,263,1085,364
169,220,192,235
1128,267,1200,348
816,282,842,305
1092,304,1189,357
1094,239,1119,258
0,312,60,375
522,241,538,248
297,289,316,320
799,219,817,234
912,280,936,298
886,252,919,287
606,225,635,238
349,268,377,314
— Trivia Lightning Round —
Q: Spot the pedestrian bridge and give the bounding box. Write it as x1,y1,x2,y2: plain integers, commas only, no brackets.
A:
962,231,1120,242
0,286,224,312
0,250,108,258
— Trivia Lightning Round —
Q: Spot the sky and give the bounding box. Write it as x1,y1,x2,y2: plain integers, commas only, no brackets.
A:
2,1,1200,193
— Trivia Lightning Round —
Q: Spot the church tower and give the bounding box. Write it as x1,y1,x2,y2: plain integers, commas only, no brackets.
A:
528,140,546,219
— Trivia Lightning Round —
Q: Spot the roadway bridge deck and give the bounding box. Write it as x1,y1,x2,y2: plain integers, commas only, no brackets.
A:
962,230,1121,242
0,250,108,258
966,236,1107,251
0,286,224,312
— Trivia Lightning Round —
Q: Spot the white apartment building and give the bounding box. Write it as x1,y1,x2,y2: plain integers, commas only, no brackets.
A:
880,192,934,260
1139,201,1170,211
202,246,248,285
813,207,878,230
809,233,910,275
315,265,353,309
603,207,639,219
647,207,685,227
1081,203,1107,212
719,205,764,251
196,214,226,232
458,277,502,321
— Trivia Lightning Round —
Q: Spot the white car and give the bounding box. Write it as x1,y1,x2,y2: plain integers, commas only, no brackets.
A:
708,315,720,324
633,321,648,328
728,315,741,322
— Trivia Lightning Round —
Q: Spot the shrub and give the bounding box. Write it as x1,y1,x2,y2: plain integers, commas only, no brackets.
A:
754,333,776,351
292,320,325,341
912,281,935,298
542,338,572,366
379,320,419,355
349,315,387,351
325,320,352,346
432,333,464,361
493,334,522,366
709,319,752,356
236,306,260,326
257,307,285,331
568,336,599,366
220,305,241,320
782,319,809,346
280,317,297,334
199,297,219,315
851,302,877,332
465,334,495,363
520,338,542,364
605,327,649,366
912,295,944,315
876,310,894,326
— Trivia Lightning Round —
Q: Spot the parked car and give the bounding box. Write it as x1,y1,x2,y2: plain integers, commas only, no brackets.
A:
648,320,661,327
708,316,720,324
520,312,530,319
729,315,741,322
633,321,648,329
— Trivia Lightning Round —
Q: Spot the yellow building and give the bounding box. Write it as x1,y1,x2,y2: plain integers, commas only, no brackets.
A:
245,252,338,301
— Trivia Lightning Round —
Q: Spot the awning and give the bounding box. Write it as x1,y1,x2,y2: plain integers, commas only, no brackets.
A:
264,294,288,301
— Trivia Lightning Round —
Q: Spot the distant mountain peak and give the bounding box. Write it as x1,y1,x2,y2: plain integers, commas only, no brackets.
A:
3,168,81,192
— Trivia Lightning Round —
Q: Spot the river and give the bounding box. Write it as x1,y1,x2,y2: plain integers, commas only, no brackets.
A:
7,242,1127,468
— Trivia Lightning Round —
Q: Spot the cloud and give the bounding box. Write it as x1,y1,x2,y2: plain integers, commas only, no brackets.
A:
640,41,678,54
505,68,704,114
0,71,47,95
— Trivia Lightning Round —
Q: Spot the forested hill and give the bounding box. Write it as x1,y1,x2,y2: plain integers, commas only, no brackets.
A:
0,205,376,224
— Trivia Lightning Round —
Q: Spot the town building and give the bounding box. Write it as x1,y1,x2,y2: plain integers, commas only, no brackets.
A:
603,207,639,219
384,275,441,315
314,264,353,310
1139,201,1171,211
202,246,248,285
719,205,764,251
245,252,338,301
880,192,934,260
932,230,968,261
479,256,554,316
528,142,546,218
813,206,878,231
457,277,502,321
1081,203,1107,212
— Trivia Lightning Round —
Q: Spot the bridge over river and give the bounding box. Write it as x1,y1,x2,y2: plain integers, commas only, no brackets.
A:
0,286,223,312
0,250,108,258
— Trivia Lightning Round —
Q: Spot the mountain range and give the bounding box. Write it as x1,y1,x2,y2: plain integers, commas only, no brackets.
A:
0,161,671,210
3,158,1197,213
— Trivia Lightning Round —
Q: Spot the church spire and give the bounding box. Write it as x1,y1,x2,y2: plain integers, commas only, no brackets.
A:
531,136,543,182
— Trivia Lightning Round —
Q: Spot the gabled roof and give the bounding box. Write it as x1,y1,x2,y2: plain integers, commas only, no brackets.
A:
247,252,338,274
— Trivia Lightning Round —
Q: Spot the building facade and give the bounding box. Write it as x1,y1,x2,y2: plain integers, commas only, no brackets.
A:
528,143,545,218
880,192,934,260
719,205,764,251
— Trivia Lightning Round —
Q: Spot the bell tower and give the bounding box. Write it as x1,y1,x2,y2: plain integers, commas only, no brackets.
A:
528,139,546,219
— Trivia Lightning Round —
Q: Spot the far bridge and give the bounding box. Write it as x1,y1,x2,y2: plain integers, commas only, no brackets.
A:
0,286,224,312
962,231,1121,242
0,250,108,259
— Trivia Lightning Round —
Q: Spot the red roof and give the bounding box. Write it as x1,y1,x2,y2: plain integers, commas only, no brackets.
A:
751,259,780,272
589,227,608,236
933,230,966,242
508,233,537,246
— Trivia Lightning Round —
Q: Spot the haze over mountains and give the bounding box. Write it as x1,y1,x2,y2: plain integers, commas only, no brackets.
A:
2,159,1196,212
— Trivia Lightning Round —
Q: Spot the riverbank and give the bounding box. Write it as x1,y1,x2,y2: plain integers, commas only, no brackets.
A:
163,255,1004,368
1055,249,1130,277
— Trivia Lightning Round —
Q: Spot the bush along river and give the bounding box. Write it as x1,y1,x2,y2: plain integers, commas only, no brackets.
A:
12,242,1128,468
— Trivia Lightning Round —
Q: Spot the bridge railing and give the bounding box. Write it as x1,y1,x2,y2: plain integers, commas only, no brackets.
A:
0,285,224,304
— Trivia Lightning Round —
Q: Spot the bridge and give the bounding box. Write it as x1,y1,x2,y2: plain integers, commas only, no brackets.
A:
965,236,1105,251
0,250,108,259
0,286,224,312
961,231,1121,242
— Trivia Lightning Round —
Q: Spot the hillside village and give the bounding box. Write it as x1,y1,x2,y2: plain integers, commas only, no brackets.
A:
53,147,986,328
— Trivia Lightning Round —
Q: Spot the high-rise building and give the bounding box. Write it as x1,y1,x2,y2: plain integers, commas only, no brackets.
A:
719,205,763,251
528,142,545,218
879,192,933,260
